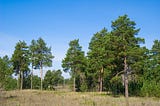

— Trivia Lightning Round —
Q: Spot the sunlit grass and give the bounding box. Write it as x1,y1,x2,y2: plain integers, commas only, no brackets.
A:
0,90,160,106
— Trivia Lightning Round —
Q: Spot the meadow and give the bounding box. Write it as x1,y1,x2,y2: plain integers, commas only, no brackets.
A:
0,90,160,106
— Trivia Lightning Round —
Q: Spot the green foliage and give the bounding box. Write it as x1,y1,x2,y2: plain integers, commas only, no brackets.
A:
62,39,86,74
34,38,54,68
110,76,124,95
43,70,64,90
11,41,29,74
23,75,41,89
141,81,160,97
4,77,17,90
140,40,160,97
62,39,87,91
87,28,114,92
0,55,13,90
110,15,145,98
29,38,54,90
11,41,30,90
1,15,160,98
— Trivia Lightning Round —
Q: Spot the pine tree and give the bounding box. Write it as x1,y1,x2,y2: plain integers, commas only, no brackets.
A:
0,55,13,90
33,38,54,90
29,39,37,90
62,39,86,91
111,15,145,105
87,28,109,92
11,41,29,90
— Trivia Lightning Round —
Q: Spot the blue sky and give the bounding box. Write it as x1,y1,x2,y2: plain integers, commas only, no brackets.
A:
0,0,160,78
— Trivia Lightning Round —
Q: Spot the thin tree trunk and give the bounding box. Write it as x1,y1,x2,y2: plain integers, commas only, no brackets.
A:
63,79,65,88
40,63,43,90
73,77,75,92
31,65,33,90
20,71,23,90
124,56,129,106
17,72,20,90
99,67,103,92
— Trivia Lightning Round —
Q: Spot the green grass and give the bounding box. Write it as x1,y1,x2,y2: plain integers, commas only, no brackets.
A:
0,90,160,106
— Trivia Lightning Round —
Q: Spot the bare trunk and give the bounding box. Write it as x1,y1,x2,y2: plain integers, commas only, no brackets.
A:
73,77,75,92
40,63,43,90
124,56,129,106
63,79,65,88
20,71,23,90
17,72,20,90
31,65,33,90
99,67,103,92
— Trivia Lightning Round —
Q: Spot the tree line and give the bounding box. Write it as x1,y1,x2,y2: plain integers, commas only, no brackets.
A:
62,15,160,97
0,38,64,91
0,15,160,98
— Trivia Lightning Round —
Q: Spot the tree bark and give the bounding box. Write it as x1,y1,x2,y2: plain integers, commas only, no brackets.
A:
20,71,23,90
40,62,43,90
73,77,75,92
124,56,129,106
17,72,20,90
31,65,33,90
99,67,103,92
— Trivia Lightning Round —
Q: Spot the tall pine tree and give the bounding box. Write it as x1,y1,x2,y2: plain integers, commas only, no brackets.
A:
62,39,86,91
111,15,145,105
11,41,29,90
34,38,54,90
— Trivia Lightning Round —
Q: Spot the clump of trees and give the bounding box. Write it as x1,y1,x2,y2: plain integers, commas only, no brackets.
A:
62,15,160,98
0,38,57,91
0,15,160,98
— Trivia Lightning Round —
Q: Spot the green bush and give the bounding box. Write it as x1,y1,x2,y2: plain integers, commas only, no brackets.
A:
4,77,17,90
141,81,160,97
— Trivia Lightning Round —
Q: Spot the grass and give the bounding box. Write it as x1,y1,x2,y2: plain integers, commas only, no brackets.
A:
0,90,160,106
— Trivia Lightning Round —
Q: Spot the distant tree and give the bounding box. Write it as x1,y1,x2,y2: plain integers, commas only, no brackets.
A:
52,70,64,86
152,40,160,62
43,70,53,89
43,70,64,90
11,41,30,90
0,55,13,90
141,40,160,97
23,75,41,89
62,39,86,91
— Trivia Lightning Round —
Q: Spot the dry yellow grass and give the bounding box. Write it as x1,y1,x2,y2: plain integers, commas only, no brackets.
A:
0,90,160,106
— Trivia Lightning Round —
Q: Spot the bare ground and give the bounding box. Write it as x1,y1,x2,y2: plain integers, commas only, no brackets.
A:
0,90,160,106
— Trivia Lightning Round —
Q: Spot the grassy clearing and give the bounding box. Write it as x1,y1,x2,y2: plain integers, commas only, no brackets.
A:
0,90,160,106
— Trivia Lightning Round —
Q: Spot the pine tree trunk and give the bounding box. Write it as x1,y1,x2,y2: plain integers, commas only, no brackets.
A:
40,63,43,90
20,71,23,90
73,77,75,92
99,67,103,92
31,65,33,90
124,56,129,106
17,72,20,90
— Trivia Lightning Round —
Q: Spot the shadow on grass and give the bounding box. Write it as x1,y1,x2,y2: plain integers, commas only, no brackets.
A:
6,95,17,99
0,95,17,101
